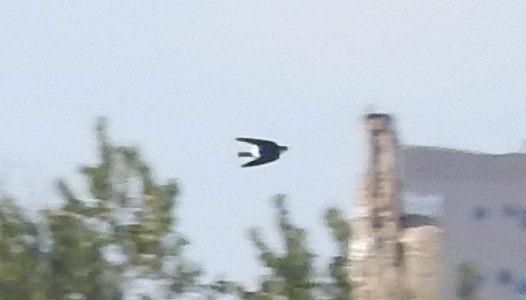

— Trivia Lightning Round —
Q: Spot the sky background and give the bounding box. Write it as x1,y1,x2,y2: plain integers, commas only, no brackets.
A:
1,0,526,289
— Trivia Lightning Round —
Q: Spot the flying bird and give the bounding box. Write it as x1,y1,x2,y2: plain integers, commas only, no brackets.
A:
236,137,288,168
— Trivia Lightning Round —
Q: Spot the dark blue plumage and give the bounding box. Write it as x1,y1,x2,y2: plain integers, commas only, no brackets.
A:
236,137,288,167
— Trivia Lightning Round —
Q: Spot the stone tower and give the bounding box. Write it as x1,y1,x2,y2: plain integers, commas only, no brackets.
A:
349,113,406,300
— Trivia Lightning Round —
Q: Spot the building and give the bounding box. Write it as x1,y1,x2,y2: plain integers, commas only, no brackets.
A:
350,112,526,299
403,146,526,300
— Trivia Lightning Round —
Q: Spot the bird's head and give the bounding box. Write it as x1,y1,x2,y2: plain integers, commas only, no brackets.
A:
279,145,289,153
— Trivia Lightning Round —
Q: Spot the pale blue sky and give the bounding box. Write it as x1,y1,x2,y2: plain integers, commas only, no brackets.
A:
1,0,526,287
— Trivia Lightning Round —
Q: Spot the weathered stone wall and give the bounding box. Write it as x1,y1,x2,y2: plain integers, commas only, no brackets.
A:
350,113,407,300
401,225,441,300
349,113,440,300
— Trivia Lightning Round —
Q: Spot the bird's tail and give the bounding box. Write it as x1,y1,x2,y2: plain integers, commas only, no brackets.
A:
238,152,252,158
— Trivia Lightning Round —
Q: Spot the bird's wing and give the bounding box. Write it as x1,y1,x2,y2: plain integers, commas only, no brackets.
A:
236,137,274,146
241,156,277,168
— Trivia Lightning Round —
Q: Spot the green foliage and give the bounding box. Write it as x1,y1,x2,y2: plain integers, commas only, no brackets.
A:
323,207,352,300
0,197,48,300
43,209,117,300
0,117,200,300
457,262,479,300
239,195,352,300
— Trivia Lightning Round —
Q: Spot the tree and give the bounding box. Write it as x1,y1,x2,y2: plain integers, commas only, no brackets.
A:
323,207,352,300
457,262,479,300
50,117,201,299
0,197,48,300
238,194,352,300
0,117,202,300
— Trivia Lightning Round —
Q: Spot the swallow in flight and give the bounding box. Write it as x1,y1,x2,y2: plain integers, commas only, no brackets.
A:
236,137,288,168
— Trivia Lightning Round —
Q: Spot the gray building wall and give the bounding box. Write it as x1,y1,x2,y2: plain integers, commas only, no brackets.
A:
402,146,526,300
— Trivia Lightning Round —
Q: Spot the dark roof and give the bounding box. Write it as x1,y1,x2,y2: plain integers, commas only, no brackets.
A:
365,113,392,121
